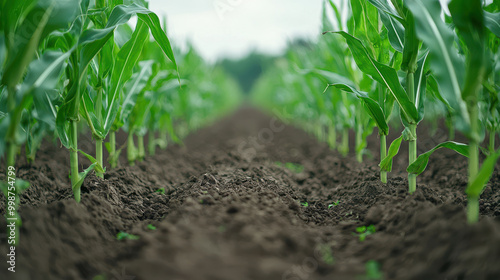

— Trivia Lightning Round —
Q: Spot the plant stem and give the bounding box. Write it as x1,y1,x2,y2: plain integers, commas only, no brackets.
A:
449,126,455,141
380,133,387,184
446,115,455,140
489,131,496,154
355,108,364,162
109,131,118,168
148,132,156,156
159,129,168,149
328,126,336,150
127,133,136,166
341,127,349,157
356,130,363,163
109,131,117,168
6,143,16,171
316,124,325,142
6,86,17,171
70,120,81,202
406,70,417,194
467,195,479,224
467,103,480,224
96,138,103,178
137,135,145,161
408,124,417,194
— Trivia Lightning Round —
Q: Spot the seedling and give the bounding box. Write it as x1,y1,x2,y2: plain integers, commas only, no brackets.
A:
116,231,140,241
316,244,335,265
328,200,340,209
362,260,384,280
147,224,156,230
301,201,309,207
155,188,166,195
275,161,304,173
355,225,376,242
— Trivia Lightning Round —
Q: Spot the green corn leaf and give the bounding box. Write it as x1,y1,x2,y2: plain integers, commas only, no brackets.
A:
160,112,181,144
119,60,154,124
427,74,453,113
484,12,500,38
327,0,343,30
380,12,404,53
106,4,178,70
0,34,6,68
401,12,420,72
405,0,468,124
1,0,79,89
0,179,30,197
55,103,72,149
78,149,106,174
0,115,9,158
380,134,403,172
79,27,117,78
331,31,418,123
1,0,37,50
466,149,500,197
414,52,429,123
81,90,105,139
449,0,488,101
407,142,469,175
105,142,123,165
367,0,405,24
72,162,97,195
1,5,52,89
20,50,70,90
76,3,179,118
19,50,71,129
350,0,378,50
104,21,149,134
301,68,356,88
333,84,389,135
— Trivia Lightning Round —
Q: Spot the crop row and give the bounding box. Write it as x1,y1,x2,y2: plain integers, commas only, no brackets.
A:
0,0,241,245
253,0,500,224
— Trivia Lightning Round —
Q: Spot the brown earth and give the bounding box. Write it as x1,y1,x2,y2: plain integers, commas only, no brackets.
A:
0,107,499,280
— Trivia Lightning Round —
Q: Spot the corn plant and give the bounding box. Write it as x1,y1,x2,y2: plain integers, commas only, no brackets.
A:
0,0,80,245
405,0,500,223
322,0,398,180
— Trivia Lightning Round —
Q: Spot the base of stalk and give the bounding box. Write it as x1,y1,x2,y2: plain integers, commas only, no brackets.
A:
408,174,416,194
467,196,479,224
380,171,387,184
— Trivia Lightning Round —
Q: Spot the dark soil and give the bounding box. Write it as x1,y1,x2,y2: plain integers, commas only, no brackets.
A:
0,107,499,280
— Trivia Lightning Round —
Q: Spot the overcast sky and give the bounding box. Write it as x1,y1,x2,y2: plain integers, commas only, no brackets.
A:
148,0,323,62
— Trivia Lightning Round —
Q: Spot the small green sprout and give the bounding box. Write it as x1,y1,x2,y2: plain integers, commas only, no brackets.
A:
147,224,156,230
328,200,340,209
364,260,384,279
116,231,140,241
155,188,166,195
301,201,309,207
316,245,335,265
355,225,376,241
275,161,304,173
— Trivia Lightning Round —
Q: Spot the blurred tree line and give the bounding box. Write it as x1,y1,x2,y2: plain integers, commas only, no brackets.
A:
217,39,313,94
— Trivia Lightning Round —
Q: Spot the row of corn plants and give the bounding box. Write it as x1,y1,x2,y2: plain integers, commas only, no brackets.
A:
252,0,500,224
0,0,241,244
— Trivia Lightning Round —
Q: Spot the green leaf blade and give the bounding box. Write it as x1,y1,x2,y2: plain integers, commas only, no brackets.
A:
332,31,418,124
